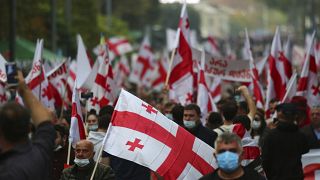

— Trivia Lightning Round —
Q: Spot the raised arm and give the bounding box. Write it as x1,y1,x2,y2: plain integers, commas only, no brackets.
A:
17,71,52,127
237,85,256,121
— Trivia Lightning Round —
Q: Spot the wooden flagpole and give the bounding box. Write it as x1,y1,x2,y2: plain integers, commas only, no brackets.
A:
164,48,176,88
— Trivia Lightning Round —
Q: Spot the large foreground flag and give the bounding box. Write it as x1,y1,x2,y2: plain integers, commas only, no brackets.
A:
69,84,86,147
104,89,217,179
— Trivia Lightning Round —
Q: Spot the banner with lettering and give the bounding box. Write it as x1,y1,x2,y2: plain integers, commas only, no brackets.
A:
302,149,320,180
192,48,251,82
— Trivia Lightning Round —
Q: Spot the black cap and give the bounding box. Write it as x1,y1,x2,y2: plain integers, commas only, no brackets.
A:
276,103,298,115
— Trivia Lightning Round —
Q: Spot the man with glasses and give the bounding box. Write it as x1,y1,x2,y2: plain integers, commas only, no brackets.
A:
200,132,264,179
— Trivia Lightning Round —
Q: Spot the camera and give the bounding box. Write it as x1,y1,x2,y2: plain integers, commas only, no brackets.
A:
5,62,18,87
80,92,93,100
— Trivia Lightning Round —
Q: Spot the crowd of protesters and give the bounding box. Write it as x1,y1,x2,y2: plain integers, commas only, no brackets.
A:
0,70,319,180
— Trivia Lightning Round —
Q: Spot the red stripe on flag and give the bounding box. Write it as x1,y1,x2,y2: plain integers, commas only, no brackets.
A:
269,55,286,100
72,103,86,140
28,72,45,90
95,73,106,88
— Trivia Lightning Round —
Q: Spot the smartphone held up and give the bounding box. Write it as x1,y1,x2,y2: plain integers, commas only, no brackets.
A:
5,62,18,88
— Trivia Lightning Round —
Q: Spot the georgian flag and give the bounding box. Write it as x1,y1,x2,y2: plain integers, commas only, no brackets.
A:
129,35,155,87
168,2,194,105
297,32,320,107
151,53,169,91
18,39,54,109
244,29,265,108
46,59,69,108
69,84,86,147
265,27,286,117
104,89,217,179
114,55,130,88
107,36,133,58
203,36,221,57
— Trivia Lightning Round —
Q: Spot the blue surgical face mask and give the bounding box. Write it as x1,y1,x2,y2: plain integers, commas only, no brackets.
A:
216,151,239,173
183,120,196,129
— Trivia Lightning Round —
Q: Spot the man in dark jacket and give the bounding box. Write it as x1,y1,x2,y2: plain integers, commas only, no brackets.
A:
60,140,115,180
0,71,55,180
301,105,320,149
261,103,310,180
183,104,217,148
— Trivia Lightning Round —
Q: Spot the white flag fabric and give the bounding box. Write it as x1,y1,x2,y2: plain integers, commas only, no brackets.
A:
104,89,217,179
203,36,221,57
75,35,93,90
0,53,7,82
297,32,320,107
107,36,133,56
21,39,54,109
69,84,86,147
168,3,194,105
302,149,320,180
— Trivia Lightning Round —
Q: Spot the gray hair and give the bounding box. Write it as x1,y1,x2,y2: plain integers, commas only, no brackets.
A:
215,132,243,152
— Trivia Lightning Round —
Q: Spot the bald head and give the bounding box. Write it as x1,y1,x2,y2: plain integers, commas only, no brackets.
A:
75,140,94,159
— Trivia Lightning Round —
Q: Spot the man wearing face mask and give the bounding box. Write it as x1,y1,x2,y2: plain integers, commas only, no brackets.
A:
200,132,264,180
60,140,115,180
183,104,217,148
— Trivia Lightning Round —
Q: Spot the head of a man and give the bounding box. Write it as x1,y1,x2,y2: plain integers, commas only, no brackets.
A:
183,104,201,129
269,98,278,115
87,111,98,132
311,106,320,129
276,103,298,123
54,124,67,151
0,102,31,152
214,132,243,174
74,140,94,168
97,114,111,132
220,99,238,122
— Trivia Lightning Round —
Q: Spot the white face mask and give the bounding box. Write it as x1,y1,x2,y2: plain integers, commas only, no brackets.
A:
183,120,196,129
88,124,98,131
74,157,90,167
251,120,261,130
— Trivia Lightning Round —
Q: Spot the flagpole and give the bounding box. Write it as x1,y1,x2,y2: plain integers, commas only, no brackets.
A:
164,48,176,88
90,115,113,180
66,140,72,165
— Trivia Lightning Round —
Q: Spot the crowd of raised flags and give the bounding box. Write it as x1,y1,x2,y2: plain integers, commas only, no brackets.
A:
0,2,320,179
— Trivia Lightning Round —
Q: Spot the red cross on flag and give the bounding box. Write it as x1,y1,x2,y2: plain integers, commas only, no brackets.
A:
244,29,265,109
129,35,155,87
46,59,70,108
168,2,194,105
69,84,86,147
297,32,320,107
203,36,221,57
88,38,119,112
114,55,130,87
265,27,286,117
107,36,133,58
17,39,54,109
103,89,217,179
197,53,217,125
151,52,169,91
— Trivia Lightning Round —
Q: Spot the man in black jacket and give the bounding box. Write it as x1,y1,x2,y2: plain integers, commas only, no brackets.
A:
183,104,217,148
261,103,310,180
